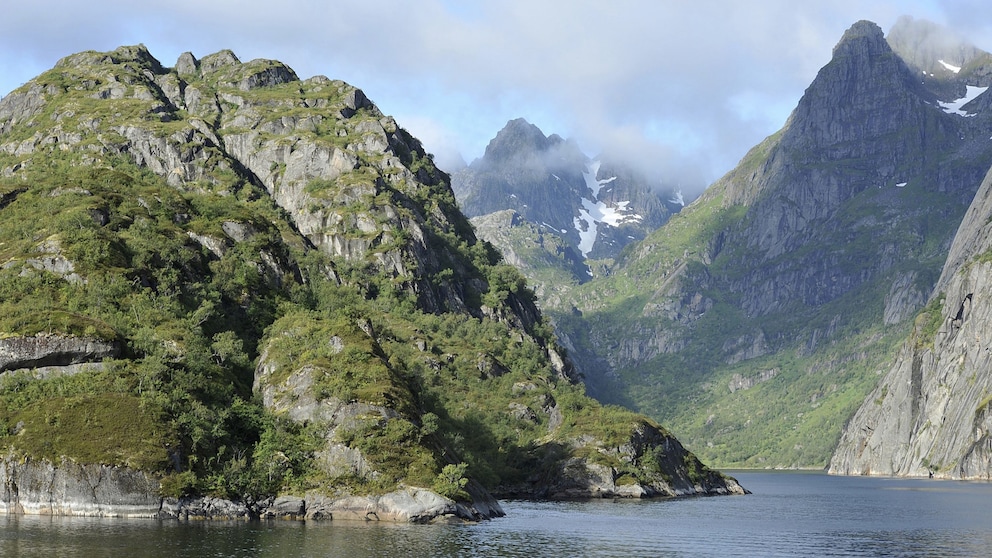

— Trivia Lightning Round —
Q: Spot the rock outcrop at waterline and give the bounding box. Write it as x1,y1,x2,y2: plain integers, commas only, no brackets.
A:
0,454,500,521
829,162,992,480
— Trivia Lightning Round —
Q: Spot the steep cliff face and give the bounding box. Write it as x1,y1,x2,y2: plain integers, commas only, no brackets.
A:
726,20,969,315
551,20,992,468
0,334,119,373
0,45,743,520
829,163,992,479
0,456,161,517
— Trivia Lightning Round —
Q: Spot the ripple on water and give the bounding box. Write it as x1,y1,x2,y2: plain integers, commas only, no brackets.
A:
2,472,992,557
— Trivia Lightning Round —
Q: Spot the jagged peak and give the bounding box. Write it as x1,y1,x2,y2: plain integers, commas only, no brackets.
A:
785,17,934,152
186,49,300,91
48,45,299,93
482,118,555,161
832,20,887,57
176,52,199,77
199,49,241,73
473,118,591,175
55,44,164,74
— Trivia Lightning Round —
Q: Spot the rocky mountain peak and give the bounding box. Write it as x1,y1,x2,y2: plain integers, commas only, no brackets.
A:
175,51,199,77
787,19,933,154
453,118,678,270
480,118,563,164
833,20,886,56
549,18,992,471
54,44,164,74
200,49,241,73
735,17,950,262
0,45,744,517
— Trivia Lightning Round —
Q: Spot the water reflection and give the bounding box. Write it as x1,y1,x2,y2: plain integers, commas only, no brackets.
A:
3,472,992,557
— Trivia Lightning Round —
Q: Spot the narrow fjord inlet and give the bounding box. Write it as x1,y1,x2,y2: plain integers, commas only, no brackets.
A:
2,4,992,557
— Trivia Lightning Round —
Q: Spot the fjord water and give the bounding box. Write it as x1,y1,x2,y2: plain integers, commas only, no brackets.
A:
3,471,992,557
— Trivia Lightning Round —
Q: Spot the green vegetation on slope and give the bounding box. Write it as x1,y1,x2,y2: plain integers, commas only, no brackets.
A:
0,154,680,503
0,159,307,498
550,130,967,469
0,44,737,507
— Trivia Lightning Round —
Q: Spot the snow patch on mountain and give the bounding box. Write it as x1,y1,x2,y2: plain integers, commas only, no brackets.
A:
938,59,962,73
939,85,988,116
573,161,643,257
669,188,685,207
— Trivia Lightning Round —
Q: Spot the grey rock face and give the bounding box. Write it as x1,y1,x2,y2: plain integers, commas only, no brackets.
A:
0,334,118,373
736,21,955,273
883,271,930,325
0,455,498,522
684,18,991,339
830,164,992,479
0,456,162,517
175,52,199,77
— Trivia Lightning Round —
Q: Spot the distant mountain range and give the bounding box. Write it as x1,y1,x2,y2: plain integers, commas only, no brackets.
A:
454,118,687,253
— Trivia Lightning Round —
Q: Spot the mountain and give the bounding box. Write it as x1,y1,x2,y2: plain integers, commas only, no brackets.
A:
886,15,992,99
452,119,682,301
0,46,743,520
829,162,992,479
539,19,992,468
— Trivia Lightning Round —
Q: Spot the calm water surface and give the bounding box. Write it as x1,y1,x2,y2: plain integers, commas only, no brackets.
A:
3,471,992,557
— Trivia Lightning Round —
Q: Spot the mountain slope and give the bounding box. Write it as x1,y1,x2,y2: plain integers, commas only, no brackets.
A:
0,45,743,520
550,20,992,468
468,209,589,306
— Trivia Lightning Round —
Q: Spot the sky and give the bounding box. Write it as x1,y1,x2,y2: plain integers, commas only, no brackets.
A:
2,1,992,197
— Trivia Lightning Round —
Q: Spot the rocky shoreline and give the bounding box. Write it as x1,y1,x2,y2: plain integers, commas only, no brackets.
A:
0,455,503,522
0,455,745,523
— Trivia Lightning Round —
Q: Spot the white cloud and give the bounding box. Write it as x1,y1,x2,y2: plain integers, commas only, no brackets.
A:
1,1,990,192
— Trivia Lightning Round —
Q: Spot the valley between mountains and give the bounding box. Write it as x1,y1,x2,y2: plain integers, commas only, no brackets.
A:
456,16,992,477
2,14,991,524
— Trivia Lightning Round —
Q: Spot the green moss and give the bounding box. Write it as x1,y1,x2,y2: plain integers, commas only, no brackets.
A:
914,294,946,350
2,393,172,469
